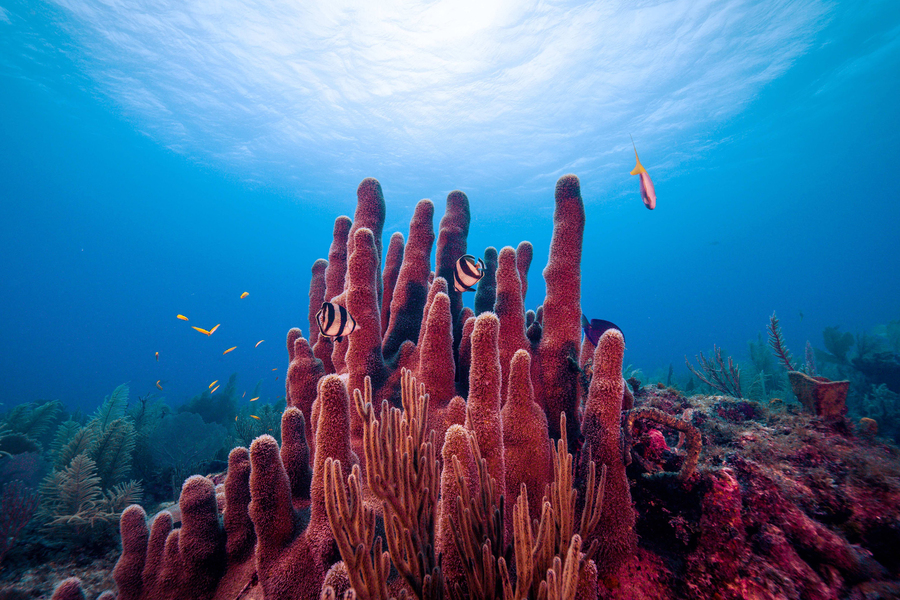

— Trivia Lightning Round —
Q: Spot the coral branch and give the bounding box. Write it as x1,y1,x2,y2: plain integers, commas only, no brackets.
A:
685,345,743,398
767,311,795,372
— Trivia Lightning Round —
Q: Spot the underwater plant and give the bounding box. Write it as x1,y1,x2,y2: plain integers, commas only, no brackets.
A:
685,346,743,398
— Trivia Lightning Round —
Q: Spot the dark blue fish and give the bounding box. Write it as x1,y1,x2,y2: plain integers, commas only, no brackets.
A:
581,314,623,346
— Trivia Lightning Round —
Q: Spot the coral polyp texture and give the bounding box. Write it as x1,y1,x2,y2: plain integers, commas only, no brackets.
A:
53,176,900,600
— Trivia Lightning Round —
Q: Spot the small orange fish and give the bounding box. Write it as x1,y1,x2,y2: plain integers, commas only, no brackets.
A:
156,380,163,390
155,351,159,362
177,314,189,321
255,340,264,348
240,292,249,299
242,391,246,398
251,415,260,420
250,396,259,402
223,346,236,355
235,415,239,422
192,326,211,335
630,135,657,210
209,324,220,335
272,368,278,371
211,385,220,394
209,380,218,389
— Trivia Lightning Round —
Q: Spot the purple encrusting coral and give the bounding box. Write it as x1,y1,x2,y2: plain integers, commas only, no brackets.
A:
48,176,900,600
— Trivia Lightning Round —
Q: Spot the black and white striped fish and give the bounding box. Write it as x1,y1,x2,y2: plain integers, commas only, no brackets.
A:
454,254,485,292
316,302,358,342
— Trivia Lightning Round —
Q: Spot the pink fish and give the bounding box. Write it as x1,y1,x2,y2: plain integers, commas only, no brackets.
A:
630,136,656,210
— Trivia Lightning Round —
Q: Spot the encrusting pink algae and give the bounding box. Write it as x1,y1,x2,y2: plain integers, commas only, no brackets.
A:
50,175,900,600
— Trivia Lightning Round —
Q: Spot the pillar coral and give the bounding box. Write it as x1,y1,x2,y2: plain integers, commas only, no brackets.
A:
415,276,448,354
280,407,312,505
112,505,148,600
381,232,404,337
494,246,530,403
139,512,172,599
286,330,323,454
435,190,471,359
415,290,456,411
345,227,389,431
308,258,328,348
313,216,351,372
516,240,533,304
464,313,505,504
457,314,476,396
581,329,636,574
50,578,86,600
382,199,435,362
436,424,479,589
501,349,552,524
473,246,498,316
535,174,585,449
346,178,386,307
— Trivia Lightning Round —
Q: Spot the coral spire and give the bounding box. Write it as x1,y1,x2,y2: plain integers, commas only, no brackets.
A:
347,178,386,306
280,407,312,504
286,332,324,452
581,329,636,573
346,227,389,424
223,447,255,564
501,349,552,523
516,240,533,304
140,511,172,599
465,313,506,503
536,174,585,448
381,232,405,337
112,505,148,600
416,290,456,409
437,425,479,587
382,199,435,361
308,258,328,348
474,246,498,316
435,190,471,360
494,246,530,403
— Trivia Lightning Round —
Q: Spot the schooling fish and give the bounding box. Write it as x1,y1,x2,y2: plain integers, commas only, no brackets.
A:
255,340,264,348
251,415,260,420
240,292,249,299
209,324,220,336
250,396,259,402
630,136,656,210
209,380,218,389
454,254,486,292
192,326,211,335
581,314,624,346
177,314,189,321
155,351,159,362
156,380,163,390
211,385,220,394
316,301,358,342
223,346,236,355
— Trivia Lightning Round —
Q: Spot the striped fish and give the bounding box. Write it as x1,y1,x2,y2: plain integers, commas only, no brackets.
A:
316,302,358,342
454,254,485,292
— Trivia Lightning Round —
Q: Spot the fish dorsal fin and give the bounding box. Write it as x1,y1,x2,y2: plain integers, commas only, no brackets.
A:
629,134,646,176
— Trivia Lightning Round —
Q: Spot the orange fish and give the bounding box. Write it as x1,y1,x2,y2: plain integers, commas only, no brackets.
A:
235,415,239,422
156,380,163,390
250,396,259,402
255,340,264,348
240,292,249,299
272,368,278,371
242,391,246,398
192,326,211,335
251,415,260,420
630,135,657,210
155,351,159,362
209,324,220,336
209,380,218,389
223,346,236,355
177,314,189,321
211,385,220,394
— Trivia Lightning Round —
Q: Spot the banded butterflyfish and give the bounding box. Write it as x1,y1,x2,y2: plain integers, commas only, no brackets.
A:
316,302,358,342
453,254,486,292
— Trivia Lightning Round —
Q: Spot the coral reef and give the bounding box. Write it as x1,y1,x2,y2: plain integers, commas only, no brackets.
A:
47,176,900,600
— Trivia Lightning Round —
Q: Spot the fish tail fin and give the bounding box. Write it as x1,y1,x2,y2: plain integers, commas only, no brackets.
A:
630,164,646,176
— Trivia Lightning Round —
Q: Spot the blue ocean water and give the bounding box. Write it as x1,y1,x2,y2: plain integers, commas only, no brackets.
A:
1,0,898,415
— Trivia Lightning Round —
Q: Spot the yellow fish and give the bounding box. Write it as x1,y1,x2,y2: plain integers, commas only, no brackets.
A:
251,415,260,420
272,368,278,371
209,380,218,389
192,326,211,335
156,380,163,390
240,292,249,299
209,324,220,336
211,385,220,394
155,351,159,362
235,415,239,422
250,396,259,402
177,314,189,321
223,346,236,355
255,340,264,348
